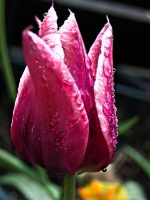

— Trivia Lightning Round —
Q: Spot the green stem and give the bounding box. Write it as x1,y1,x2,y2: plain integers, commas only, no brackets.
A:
64,174,76,200
0,0,16,103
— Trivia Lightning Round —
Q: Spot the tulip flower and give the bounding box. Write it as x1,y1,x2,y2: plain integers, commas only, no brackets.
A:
11,5,118,175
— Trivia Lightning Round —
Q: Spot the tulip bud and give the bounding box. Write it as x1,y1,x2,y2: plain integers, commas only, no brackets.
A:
11,5,118,174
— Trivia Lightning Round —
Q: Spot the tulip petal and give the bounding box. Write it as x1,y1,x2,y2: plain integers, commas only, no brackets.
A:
11,28,89,174
60,13,114,173
59,12,95,114
89,20,118,158
36,6,64,59
88,22,110,78
77,105,112,174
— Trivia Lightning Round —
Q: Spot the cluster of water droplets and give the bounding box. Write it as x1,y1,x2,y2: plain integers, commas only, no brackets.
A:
46,111,69,154
101,25,118,150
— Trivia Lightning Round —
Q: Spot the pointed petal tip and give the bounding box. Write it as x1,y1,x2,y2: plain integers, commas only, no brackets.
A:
106,15,110,23
51,0,54,7
22,26,34,39
68,9,74,14
35,16,41,28
23,25,33,32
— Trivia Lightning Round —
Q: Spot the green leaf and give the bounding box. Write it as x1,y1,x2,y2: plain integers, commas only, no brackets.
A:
124,181,148,200
0,148,36,179
0,173,53,200
0,149,61,199
34,165,61,199
122,145,150,177
34,165,49,182
119,116,139,135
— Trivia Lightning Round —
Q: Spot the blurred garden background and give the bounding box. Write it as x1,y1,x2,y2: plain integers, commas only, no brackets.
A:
0,0,150,199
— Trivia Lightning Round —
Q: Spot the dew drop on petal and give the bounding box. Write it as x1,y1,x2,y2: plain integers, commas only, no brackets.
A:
42,75,47,81
72,43,79,50
104,48,109,57
50,122,56,131
55,139,60,146
43,12,48,18
104,66,111,77
35,57,40,64
38,29,42,36
69,122,74,128
64,148,68,154
59,129,66,136
104,38,111,48
72,28,77,34
61,138,65,143
52,113,59,122
76,97,84,110
63,80,72,90
106,29,112,38
103,104,110,116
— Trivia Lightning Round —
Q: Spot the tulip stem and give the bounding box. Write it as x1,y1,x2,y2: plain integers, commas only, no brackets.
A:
64,174,76,200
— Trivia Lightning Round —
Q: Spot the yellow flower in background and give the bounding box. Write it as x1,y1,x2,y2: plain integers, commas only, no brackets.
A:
78,180,130,200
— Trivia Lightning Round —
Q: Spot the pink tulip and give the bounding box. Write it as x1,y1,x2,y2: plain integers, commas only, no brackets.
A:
11,5,118,174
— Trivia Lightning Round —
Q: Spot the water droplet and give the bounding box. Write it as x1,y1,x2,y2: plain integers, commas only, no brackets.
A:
52,113,59,122
103,104,110,116
42,75,47,81
35,57,40,64
72,43,79,50
76,97,84,110
50,122,56,131
101,167,107,172
106,92,111,102
61,138,65,143
43,12,48,18
55,139,60,146
106,29,112,38
72,28,77,33
104,38,111,48
63,80,72,90
64,148,68,154
69,122,74,128
59,129,66,136
104,66,111,77
113,68,116,73
38,30,42,36
104,49,109,57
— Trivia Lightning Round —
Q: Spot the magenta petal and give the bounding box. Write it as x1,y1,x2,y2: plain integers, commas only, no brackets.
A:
88,22,110,78
36,6,64,58
60,14,115,173
37,6,57,38
11,28,89,174
89,20,118,158
11,67,35,163
59,12,95,114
